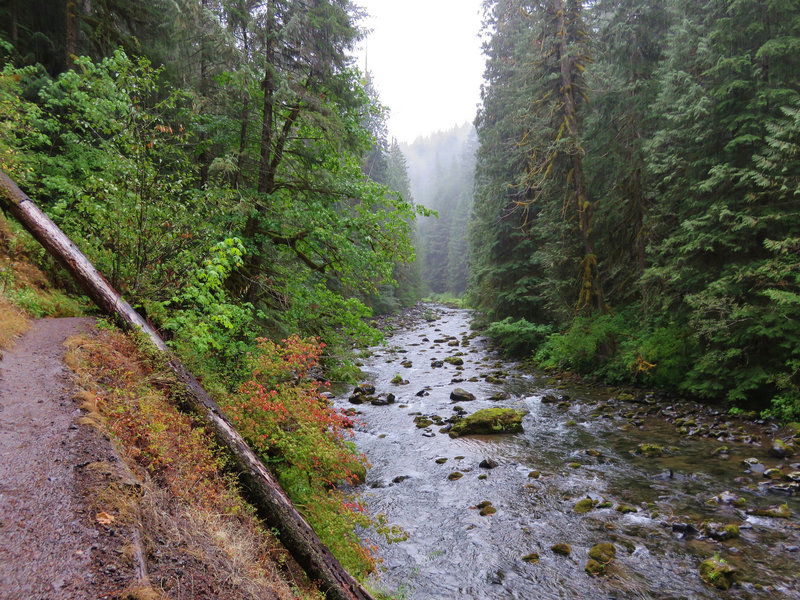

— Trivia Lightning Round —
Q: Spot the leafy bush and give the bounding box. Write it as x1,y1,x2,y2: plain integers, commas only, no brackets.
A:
485,317,552,356
225,335,376,577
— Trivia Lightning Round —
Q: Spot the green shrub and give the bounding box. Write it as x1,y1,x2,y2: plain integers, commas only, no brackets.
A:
485,317,552,356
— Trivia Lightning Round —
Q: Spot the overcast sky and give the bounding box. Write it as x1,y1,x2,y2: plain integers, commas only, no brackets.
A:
352,0,486,144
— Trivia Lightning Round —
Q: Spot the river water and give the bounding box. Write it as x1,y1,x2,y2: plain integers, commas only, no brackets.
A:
333,306,800,599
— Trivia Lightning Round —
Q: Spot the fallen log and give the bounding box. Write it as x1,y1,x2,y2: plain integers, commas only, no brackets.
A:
0,169,375,600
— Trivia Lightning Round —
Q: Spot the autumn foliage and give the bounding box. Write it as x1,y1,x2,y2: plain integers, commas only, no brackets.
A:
226,335,376,577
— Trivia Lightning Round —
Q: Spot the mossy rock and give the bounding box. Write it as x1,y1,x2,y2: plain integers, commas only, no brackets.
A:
634,443,674,458
565,420,577,427
435,457,448,464
480,505,497,516
588,542,616,564
615,504,638,514
414,416,433,428
528,470,541,479
585,558,606,576
445,356,464,366
574,498,597,514
448,472,464,481
522,553,540,564
699,556,737,590
747,503,791,518
568,462,582,469
449,408,525,437
551,543,571,556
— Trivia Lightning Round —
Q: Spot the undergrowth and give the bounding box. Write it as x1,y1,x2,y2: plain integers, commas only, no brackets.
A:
0,211,86,350
65,327,323,600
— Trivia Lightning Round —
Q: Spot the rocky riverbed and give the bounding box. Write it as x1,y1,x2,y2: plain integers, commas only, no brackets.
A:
334,305,800,599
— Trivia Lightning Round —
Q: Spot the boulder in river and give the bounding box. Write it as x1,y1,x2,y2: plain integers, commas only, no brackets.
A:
480,458,499,469
770,438,795,458
448,408,525,437
699,556,737,590
450,387,476,402
585,542,616,575
444,356,464,366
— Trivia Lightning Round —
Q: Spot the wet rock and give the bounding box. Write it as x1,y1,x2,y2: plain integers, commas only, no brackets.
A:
711,446,729,457
585,449,602,457
671,522,699,536
415,389,430,397
550,543,571,556
400,359,413,368
392,475,410,484
448,472,464,481
449,388,476,402
747,503,791,518
449,408,525,437
565,420,577,427
433,338,448,344
435,458,448,464
588,542,616,565
764,468,784,480
574,498,597,514
476,500,496,516
568,462,581,469
430,360,444,368
445,356,464,366
770,438,795,458
414,416,433,428
633,443,678,458
528,471,541,479
354,383,376,396
541,394,560,404
584,559,606,576
489,392,509,401
448,340,460,347
704,522,740,541
699,556,737,590
390,374,409,385
480,458,499,469
348,394,366,405
522,553,540,564
709,491,747,508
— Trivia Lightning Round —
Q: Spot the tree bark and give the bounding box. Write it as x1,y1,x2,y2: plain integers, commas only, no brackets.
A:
0,169,375,600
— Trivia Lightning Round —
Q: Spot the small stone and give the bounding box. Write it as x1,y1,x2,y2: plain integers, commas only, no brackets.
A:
448,472,464,481
522,553,540,564
615,504,638,514
574,498,596,514
435,458,448,464
528,471,541,479
551,543,571,556
444,356,464,366
480,458,499,469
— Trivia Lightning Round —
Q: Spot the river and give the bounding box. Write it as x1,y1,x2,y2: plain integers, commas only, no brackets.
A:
333,305,800,599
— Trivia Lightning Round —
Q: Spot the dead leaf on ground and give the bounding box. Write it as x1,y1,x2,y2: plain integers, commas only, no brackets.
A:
96,511,115,525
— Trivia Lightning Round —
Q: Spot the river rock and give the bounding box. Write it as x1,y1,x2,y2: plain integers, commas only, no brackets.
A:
704,522,739,541
449,408,525,437
450,388,476,402
699,556,737,590
770,438,795,458
574,498,596,514
588,542,616,564
747,503,791,518
480,458,499,469
522,553,540,564
444,356,464,366
354,383,375,396
551,543,571,556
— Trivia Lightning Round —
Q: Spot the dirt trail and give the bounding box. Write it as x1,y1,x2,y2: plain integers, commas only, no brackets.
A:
0,317,102,600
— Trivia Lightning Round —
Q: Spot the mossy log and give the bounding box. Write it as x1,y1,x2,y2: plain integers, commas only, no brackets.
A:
0,169,374,600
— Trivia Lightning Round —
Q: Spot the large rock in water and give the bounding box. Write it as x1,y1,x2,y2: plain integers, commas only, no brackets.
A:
450,387,476,402
449,408,525,437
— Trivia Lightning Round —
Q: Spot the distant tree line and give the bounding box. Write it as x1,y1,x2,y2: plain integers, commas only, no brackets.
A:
470,0,800,421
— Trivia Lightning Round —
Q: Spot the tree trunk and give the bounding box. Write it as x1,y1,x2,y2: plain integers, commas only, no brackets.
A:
0,169,375,600
553,0,605,312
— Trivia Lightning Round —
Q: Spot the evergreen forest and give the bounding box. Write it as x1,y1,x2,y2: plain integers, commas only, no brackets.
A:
470,0,800,423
